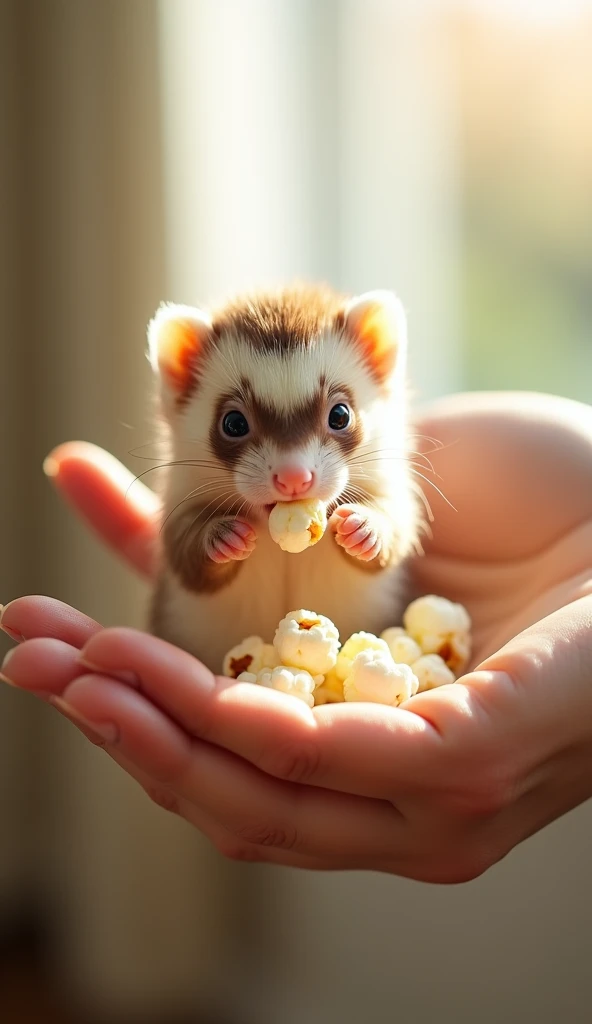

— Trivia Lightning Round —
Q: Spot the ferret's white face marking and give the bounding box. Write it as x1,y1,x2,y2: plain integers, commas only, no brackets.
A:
149,288,409,516
175,329,405,510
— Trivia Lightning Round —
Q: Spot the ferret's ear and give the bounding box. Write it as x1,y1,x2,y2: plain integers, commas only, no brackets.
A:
147,303,212,403
342,290,407,380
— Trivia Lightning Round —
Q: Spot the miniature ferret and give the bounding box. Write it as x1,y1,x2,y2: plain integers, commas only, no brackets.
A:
147,284,421,673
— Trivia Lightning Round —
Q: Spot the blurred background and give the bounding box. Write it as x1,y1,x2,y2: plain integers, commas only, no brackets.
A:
1,0,591,1021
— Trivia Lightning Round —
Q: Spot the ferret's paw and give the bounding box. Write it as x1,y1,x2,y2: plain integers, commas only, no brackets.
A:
330,504,383,562
206,519,257,564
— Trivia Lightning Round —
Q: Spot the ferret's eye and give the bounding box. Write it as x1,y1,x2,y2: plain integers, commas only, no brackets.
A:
222,410,250,438
328,403,351,431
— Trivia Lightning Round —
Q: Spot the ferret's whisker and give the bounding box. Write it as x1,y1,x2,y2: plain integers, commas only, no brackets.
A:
199,491,239,523
160,482,233,533
128,435,219,458
347,446,437,473
340,482,382,513
408,468,456,511
178,487,244,558
406,432,452,452
126,460,228,498
349,456,441,481
409,479,435,525
158,484,224,530
353,437,441,463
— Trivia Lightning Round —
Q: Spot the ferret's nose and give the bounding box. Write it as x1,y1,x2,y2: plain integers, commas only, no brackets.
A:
273,466,314,498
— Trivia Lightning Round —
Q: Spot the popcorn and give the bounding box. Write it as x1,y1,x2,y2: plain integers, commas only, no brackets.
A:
411,654,455,692
335,631,390,681
268,498,327,553
313,669,345,705
260,644,280,669
380,627,422,666
222,636,278,679
274,609,340,675
239,665,318,708
343,650,419,706
222,592,471,710
403,595,471,675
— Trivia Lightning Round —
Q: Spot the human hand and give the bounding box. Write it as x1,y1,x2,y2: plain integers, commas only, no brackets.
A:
3,391,592,880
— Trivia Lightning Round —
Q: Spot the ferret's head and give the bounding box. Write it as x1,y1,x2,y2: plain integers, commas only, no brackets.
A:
148,285,409,514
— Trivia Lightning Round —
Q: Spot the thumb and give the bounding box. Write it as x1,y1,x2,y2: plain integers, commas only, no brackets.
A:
472,592,592,849
44,442,159,580
464,592,592,761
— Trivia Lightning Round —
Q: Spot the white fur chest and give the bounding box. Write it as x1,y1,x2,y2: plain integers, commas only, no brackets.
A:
152,528,409,674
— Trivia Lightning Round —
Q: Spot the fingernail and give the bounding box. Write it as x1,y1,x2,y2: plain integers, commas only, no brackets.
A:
50,697,119,745
0,647,16,681
78,657,140,688
0,604,25,643
43,455,59,478
1,626,25,643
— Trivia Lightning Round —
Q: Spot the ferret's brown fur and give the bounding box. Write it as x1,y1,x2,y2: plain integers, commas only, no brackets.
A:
147,284,421,673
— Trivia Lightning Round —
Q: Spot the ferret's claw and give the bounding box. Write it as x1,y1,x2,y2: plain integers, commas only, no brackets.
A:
330,504,383,562
207,519,257,564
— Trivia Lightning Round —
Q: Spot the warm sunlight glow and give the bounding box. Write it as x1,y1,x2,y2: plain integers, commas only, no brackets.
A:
478,0,592,24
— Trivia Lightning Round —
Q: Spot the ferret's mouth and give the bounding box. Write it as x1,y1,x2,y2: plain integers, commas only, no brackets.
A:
260,496,343,517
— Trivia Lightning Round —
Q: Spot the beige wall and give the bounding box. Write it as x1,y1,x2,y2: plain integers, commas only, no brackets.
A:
0,2,243,1018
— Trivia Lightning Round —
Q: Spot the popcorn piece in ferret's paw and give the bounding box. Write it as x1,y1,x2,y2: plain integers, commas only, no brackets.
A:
268,499,327,553
380,627,423,666
335,631,391,682
256,665,318,708
313,668,345,705
274,609,340,675
343,650,419,706
403,595,471,675
411,654,455,692
222,635,277,679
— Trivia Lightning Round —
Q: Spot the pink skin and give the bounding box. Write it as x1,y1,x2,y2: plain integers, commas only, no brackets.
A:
206,519,257,564
330,504,382,562
3,392,592,878
272,465,314,499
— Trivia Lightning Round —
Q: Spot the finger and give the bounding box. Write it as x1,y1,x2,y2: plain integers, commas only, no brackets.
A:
0,640,333,869
80,628,442,801
59,673,404,863
1,596,103,648
395,592,592,815
0,640,283,863
93,751,337,871
0,635,140,696
44,441,159,579
467,592,592,757
4,644,339,871
1,637,85,695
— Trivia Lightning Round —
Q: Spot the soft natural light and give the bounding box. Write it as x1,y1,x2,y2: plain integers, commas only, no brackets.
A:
477,0,592,23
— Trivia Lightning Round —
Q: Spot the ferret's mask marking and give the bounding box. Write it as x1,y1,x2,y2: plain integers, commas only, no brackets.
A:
208,382,363,471
147,287,408,507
